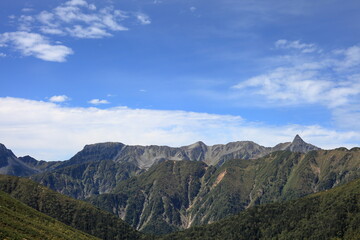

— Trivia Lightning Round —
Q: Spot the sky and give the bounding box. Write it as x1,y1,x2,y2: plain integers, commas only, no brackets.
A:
0,0,360,160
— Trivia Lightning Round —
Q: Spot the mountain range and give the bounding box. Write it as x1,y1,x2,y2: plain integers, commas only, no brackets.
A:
1,135,360,237
0,135,319,199
88,147,360,234
0,135,319,177
2,168,360,239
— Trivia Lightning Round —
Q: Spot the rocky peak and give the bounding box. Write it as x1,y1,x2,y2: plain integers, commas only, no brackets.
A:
286,135,320,153
0,143,39,176
292,134,305,144
0,143,16,158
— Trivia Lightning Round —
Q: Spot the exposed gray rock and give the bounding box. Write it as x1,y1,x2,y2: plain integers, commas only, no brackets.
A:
272,135,320,153
60,135,320,169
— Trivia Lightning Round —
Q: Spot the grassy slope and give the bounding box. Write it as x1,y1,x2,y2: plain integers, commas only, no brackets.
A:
0,190,99,240
161,177,360,240
0,175,144,240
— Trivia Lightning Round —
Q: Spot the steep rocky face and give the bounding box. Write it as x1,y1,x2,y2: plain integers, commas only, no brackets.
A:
0,144,39,176
88,148,360,234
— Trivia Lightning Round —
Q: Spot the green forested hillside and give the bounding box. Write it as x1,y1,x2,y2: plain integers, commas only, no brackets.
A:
0,190,99,240
31,160,142,199
160,177,360,240
0,175,144,240
88,160,211,234
89,148,360,234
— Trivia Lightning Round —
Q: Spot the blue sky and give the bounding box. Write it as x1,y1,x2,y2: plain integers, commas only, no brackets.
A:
0,0,360,160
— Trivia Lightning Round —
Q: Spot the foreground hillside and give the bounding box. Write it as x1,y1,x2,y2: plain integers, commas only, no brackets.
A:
0,190,99,240
89,148,360,234
0,175,143,240
160,177,360,240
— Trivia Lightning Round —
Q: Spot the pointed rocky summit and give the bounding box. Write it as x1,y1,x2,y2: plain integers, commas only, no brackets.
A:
286,135,321,153
292,134,305,144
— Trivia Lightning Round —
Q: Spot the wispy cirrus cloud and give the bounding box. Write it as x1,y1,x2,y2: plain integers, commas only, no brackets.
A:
0,97,359,160
0,0,150,61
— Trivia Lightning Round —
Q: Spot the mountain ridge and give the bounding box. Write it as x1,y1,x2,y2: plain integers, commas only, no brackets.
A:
28,135,320,200
56,134,320,170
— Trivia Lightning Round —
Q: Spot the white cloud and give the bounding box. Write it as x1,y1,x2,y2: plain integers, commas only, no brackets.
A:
49,95,70,103
190,6,197,12
275,39,317,53
0,31,73,62
88,99,110,105
233,66,360,108
35,1,129,38
334,46,360,70
0,0,146,61
66,25,112,38
233,41,360,108
40,27,65,35
0,53,6,57
136,13,151,25
18,15,35,31
66,0,88,6
0,97,359,160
